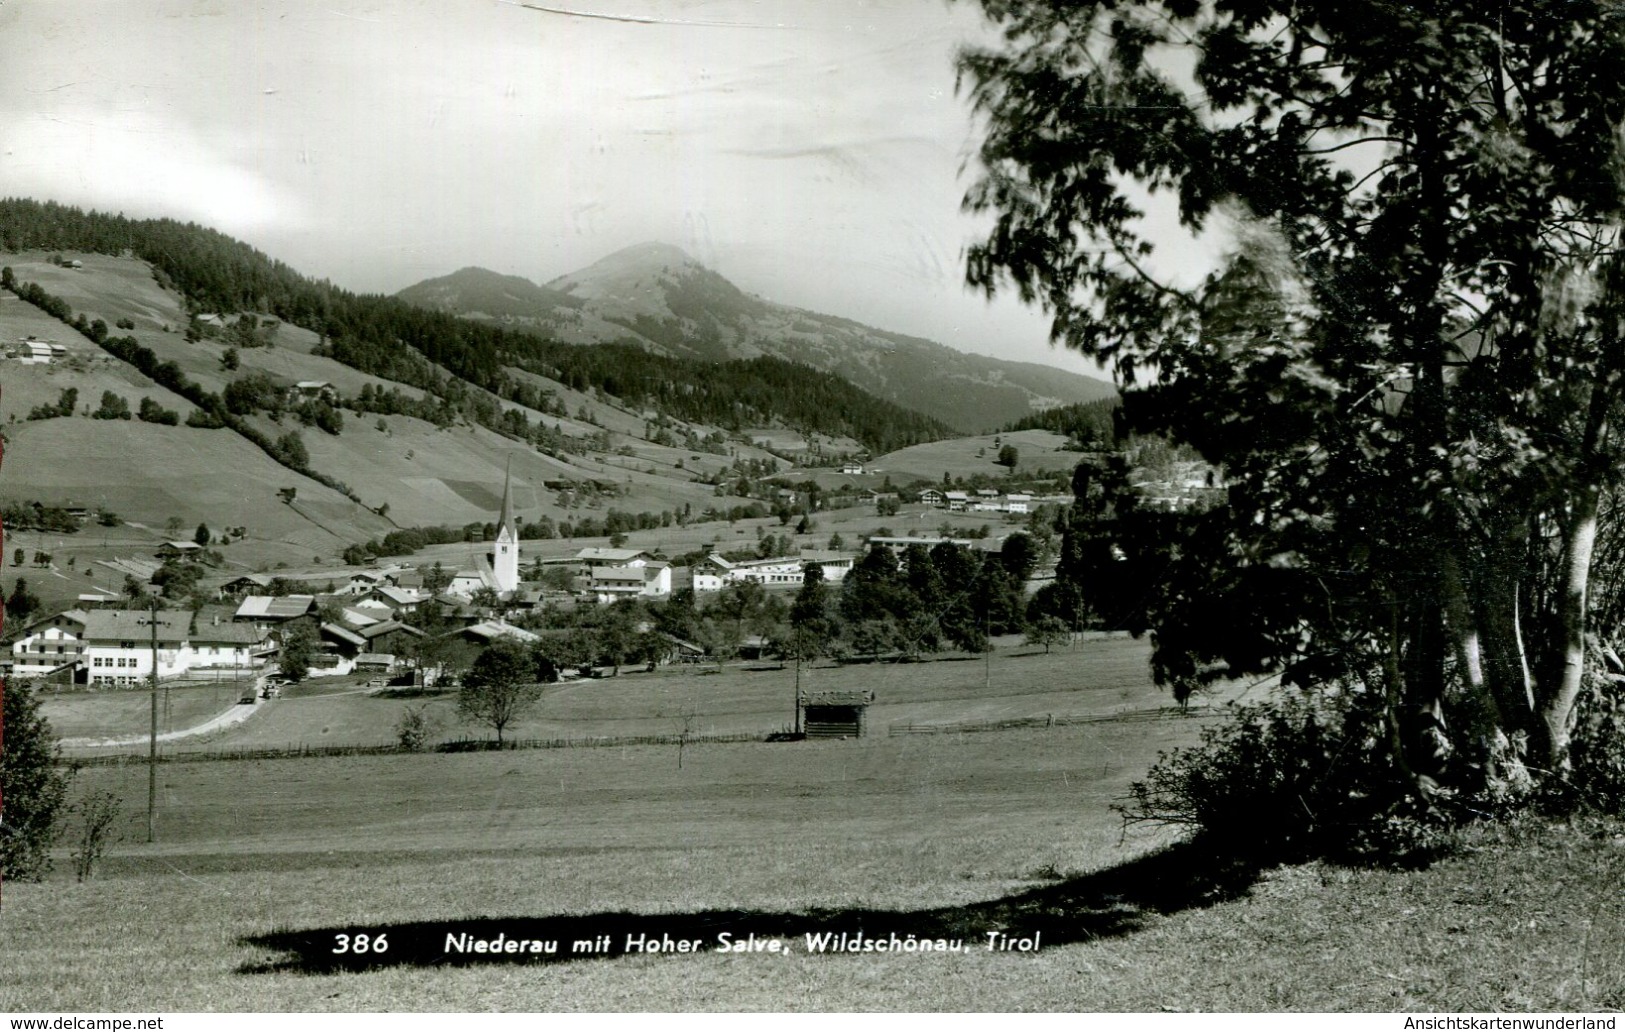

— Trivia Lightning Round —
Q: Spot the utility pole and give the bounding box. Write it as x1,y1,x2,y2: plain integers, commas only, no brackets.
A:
145,596,159,843
984,607,992,691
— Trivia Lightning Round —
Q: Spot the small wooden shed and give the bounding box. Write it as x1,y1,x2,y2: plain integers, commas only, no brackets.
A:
800,691,875,739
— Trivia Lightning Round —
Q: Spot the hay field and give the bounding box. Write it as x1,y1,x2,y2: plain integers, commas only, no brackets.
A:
6,637,1621,1012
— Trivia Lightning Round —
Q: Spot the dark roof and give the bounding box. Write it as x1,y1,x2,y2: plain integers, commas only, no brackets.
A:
190,622,268,645
658,632,705,653
319,622,367,648
357,619,425,640
79,609,190,644
802,691,874,707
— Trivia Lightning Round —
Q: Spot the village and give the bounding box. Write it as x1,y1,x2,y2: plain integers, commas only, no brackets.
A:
2,461,1090,701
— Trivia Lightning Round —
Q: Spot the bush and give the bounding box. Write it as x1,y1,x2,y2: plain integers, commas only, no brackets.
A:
395,705,439,751
137,397,179,425
93,391,132,420
69,790,123,882
0,680,72,881
1117,693,1450,864
1553,661,1625,814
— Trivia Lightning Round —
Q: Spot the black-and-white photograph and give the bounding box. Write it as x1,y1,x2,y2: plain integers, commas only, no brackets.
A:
2,0,1624,1019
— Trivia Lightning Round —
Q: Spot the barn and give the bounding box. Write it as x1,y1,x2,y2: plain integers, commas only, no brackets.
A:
800,691,874,739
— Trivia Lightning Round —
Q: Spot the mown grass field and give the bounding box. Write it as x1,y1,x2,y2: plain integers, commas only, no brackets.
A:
7,639,1625,1012
873,428,1083,484
121,635,1166,753
39,678,251,741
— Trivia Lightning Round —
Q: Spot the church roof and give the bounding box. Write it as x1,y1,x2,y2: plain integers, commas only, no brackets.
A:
496,457,517,542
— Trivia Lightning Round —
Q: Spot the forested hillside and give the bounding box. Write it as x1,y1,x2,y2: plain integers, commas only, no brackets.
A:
0,199,948,453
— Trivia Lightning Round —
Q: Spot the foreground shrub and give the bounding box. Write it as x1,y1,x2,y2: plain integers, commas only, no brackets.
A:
1551,660,1625,814
1,680,71,880
1118,692,1451,864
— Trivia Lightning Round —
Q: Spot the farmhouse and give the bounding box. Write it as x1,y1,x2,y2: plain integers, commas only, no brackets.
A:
918,488,945,508
218,573,273,598
155,541,204,561
457,619,541,645
23,609,91,637
13,338,54,364
186,618,274,673
691,554,734,592
387,568,426,591
319,622,368,665
591,561,671,601
338,570,390,595
235,595,318,628
11,625,88,678
80,609,192,686
361,585,424,614
574,546,655,568
356,619,425,655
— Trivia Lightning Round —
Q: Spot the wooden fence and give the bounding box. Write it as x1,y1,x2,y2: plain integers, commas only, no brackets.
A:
887,706,1197,736
62,729,768,766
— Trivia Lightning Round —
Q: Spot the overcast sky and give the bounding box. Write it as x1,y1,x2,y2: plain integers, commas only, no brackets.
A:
0,0,1197,380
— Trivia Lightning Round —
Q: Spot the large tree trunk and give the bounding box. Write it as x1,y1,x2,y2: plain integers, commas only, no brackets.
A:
1537,483,1601,768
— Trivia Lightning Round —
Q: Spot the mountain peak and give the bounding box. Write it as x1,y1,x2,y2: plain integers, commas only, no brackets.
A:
551,242,703,288
543,241,719,309
610,241,699,265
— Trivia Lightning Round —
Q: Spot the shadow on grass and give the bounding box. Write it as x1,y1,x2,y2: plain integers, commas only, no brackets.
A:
236,838,1265,975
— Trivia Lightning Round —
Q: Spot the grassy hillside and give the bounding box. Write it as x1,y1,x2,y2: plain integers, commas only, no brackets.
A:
1,418,393,556
0,204,1070,570
873,429,1084,485
0,247,778,543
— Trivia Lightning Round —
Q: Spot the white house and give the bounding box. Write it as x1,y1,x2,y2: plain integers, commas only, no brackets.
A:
11,626,86,678
15,339,53,364
591,561,671,601
691,554,734,592
575,547,655,568
186,619,273,673
362,585,424,614
727,556,806,587
80,610,192,687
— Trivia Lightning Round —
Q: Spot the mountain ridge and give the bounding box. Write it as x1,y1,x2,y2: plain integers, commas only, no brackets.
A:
398,243,1116,432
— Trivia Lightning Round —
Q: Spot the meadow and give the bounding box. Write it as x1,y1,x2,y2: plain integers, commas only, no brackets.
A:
7,638,1625,1012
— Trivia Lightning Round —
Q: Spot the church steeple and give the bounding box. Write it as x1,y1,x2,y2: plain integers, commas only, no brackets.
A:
491,457,520,594
496,456,517,544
